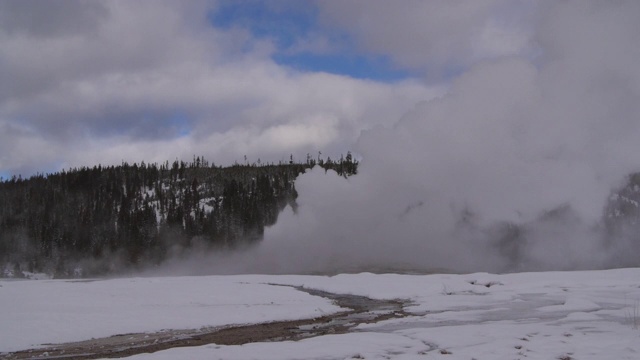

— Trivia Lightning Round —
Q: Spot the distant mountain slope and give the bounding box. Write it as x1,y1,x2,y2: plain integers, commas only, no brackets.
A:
0,155,358,277
603,173,640,266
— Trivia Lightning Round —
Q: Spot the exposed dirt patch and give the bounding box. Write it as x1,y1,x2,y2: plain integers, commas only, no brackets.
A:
1,285,409,360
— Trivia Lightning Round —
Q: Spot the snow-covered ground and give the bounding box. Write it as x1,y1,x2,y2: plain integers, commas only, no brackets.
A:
2,269,640,359
0,276,344,353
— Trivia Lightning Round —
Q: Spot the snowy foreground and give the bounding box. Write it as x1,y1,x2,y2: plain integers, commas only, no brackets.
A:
2,269,640,359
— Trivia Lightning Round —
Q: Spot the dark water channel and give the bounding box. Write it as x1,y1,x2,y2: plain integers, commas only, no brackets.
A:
2,285,408,360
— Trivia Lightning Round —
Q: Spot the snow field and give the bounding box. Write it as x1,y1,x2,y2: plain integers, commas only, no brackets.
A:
0,276,344,352
1,268,640,359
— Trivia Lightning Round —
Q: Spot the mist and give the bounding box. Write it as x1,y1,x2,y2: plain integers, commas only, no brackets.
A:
144,1,640,276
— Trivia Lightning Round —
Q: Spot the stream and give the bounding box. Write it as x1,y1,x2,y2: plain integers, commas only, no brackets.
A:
2,285,408,360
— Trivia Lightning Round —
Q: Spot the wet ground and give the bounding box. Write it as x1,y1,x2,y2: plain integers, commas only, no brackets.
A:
1,285,408,360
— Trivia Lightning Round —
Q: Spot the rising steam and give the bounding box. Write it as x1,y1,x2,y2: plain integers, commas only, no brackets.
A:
153,1,640,275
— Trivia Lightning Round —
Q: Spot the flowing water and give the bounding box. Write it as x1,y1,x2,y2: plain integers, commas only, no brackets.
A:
2,285,408,360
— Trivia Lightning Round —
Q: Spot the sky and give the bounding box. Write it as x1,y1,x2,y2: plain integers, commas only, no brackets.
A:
0,0,538,178
3,0,640,273
0,0,443,178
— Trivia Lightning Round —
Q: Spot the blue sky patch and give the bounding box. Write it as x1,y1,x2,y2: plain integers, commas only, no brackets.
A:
136,110,192,139
273,52,411,82
166,110,192,137
87,109,193,140
210,0,413,82
210,0,316,50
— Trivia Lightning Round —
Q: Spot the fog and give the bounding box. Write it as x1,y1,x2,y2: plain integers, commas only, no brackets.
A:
148,1,640,275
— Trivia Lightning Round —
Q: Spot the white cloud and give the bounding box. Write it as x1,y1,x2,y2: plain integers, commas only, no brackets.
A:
0,0,438,175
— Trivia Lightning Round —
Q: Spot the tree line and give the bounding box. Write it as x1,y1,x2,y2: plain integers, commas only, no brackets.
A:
0,154,358,278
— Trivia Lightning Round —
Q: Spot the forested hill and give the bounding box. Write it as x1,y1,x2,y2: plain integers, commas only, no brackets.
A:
0,155,358,278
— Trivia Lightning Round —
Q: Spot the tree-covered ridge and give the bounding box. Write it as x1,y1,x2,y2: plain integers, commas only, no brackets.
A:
0,155,358,278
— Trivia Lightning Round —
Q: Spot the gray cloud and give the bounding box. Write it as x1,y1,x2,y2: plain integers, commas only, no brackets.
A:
0,0,108,38
316,0,537,79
